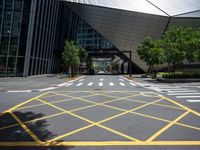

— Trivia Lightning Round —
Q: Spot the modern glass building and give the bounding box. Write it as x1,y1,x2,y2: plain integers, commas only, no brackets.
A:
0,0,59,77
0,0,199,77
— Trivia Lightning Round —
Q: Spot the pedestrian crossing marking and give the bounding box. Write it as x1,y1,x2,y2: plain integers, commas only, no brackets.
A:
120,82,125,86
119,79,124,81
65,83,73,87
76,83,83,86
100,78,104,81
187,100,200,102
87,82,93,86
176,96,200,98
167,93,200,96
99,82,103,87
109,82,114,86
130,83,136,86
78,79,84,82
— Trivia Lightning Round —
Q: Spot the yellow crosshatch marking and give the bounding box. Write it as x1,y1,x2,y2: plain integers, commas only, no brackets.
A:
0,91,200,146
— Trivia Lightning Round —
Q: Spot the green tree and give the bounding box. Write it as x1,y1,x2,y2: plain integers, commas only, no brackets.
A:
193,29,200,61
162,26,185,72
137,36,164,73
62,40,80,77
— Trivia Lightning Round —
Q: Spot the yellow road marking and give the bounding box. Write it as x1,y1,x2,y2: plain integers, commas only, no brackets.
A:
1,141,200,146
71,97,200,131
1,92,49,114
0,112,67,131
46,97,162,142
146,111,190,142
160,96,200,117
125,98,184,110
40,94,59,99
1,91,200,146
54,91,184,111
0,93,140,131
37,98,140,142
2,99,200,134
49,124,95,141
55,91,140,93
15,93,103,110
10,112,41,143
97,99,163,124
131,111,200,131
103,93,185,110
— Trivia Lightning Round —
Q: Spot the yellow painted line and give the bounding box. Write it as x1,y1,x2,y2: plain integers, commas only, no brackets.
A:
130,111,200,131
37,98,140,142
49,97,162,142
126,98,185,110
16,93,99,110
0,112,66,131
0,94,139,132
160,95,200,117
40,94,59,99
49,124,95,141
97,98,163,124
1,141,200,146
50,91,141,107
146,111,190,142
10,112,41,143
101,92,185,110
55,91,140,93
1,92,49,114
80,98,200,131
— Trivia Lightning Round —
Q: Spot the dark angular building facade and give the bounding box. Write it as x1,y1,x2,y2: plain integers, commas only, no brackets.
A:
0,0,199,77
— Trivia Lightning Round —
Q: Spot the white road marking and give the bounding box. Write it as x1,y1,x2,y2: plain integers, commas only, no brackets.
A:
7,90,31,93
78,79,84,82
99,82,103,87
109,82,114,86
76,82,83,86
65,83,73,87
167,93,200,95
165,89,189,91
129,83,136,86
120,82,125,86
87,82,93,86
100,78,104,81
187,100,200,102
176,95,200,98
119,79,124,81
167,90,197,93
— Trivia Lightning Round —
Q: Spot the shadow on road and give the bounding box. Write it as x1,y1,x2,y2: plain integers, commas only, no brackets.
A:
0,111,74,150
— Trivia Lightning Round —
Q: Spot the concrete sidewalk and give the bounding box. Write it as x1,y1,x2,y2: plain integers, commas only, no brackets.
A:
0,74,69,91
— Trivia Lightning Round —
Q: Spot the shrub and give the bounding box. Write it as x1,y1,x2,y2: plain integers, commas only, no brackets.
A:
162,72,200,78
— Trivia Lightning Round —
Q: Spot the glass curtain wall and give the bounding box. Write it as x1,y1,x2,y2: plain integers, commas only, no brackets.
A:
0,0,31,77
77,19,113,50
28,0,59,76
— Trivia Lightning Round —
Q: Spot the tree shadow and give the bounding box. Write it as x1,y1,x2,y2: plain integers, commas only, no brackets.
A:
0,111,74,150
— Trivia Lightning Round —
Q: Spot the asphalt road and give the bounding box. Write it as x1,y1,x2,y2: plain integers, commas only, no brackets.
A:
0,75,200,150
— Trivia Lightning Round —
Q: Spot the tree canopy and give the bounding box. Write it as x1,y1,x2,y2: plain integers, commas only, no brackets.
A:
137,36,164,73
137,26,200,73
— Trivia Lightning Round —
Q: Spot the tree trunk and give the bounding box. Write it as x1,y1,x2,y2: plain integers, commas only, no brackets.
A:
68,66,72,78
